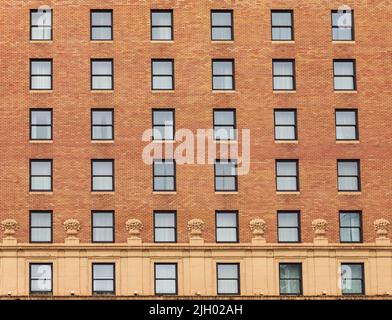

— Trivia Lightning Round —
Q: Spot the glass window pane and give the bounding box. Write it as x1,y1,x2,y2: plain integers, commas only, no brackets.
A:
32,11,52,26
94,264,114,278
274,77,294,90
338,177,358,190
218,264,238,278
278,228,299,242
215,177,235,191
215,162,236,175
93,161,113,175
92,76,112,89
336,111,356,125
218,280,238,294
216,228,237,242
275,127,295,140
156,280,176,294
31,27,52,40
154,161,174,175
342,279,363,294
155,228,175,242
94,280,114,292
153,76,173,90
92,127,112,140
273,62,293,75
92,61,112,75
155,213,175,227
31,126,51,139
93,177,113,190
212,12,232,26
31,279,52,292
214,111,234,125
93,212,113,226
272,12,292,26
154,177,174,190
212,28,232,40
93,111,112,125
275,111,295,125
156,264,176,278
272,27,292,40
334,77,354,90
153,111,173,125
333,28,352,40
31,76,51,89
277,161,296,175
280,264,300,278
31,212,51,226
153,127,173,140
32,61,51,74
280,279,300,294
31,177,51,190
336,127,356,140
93,228,113,242
340,212,360,227
334,62,354,75
213,61,233,75
31,228,51,242
338,161,358,175
340,228,361,242
278,213,298,227
332,12,352,27
277,177,297,191
153,61,172,75
217,213,237,227
31,161,51,175
92,28,112,40
214,127,235,140
92,12,111,26
31,111,51,125
152,12,172,26
213,76,233,90
152,27,172,40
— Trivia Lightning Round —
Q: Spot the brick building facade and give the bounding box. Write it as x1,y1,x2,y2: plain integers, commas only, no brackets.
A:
0,0,392,298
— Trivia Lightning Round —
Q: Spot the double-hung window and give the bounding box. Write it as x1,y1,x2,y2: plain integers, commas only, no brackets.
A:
211,10,233,40
213,109,236,141
91,109,114,140
276,160,299,192
277,211,300,242
91,59,113,90
92,211,114,243
274,109,297,140
217,263,240,295
30,59,52,90
341,263,364,295
30,160,52,191
30,211,52,243
214,159,237,192
151,10,173,40
155,263,177,295
152,59,174,90
279,263,302,295
271,10,293,41
30,9,52,40
154,211,176,242
332,10,354,41
30,263,52,295
216,211,238,243
333,60,356,91
91,10,113,40
337,160,360,191
340,211,362,243
152,109,174,141
92,263,115,295
273,60,295,90
92,160,114,191
212,59,234,90
335,109,358,140
153,160,176,191
30,109,52,140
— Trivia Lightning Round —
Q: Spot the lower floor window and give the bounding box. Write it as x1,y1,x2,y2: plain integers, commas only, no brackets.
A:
341,263,364,295
155,263,177,295
279,263,302,295
30,263,52,295
217,263,240,295
92,263,115,295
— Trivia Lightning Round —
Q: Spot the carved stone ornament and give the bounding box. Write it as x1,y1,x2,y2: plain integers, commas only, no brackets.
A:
311,219,328,236
126,219,143,236
249,218,266,237
374,219,390,238
1,219,18,236
187,219,205,237
63,219,81,236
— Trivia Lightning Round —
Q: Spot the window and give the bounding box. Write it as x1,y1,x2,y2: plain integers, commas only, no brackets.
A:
340,211,362,243
154,211,176,243
217,264,240,295
278,211,300,243
279,263,302,295
91,10,113,40
30,160,52,191
341,263,364,295
332,10,354,41
92,263,115,295
274,109,297,140
155,263,177,295
333,60,356,91
152,59,174,90
151,10,173,40
273,60,295,90
92,211,114,243
153,160,176,191
213,109,236,141
152,109,174,141
335,109,358,140
211,10,233,41
30,211,52,243
30,59,52,90
30,109,52,140
214,159,237,192
30,263,52,295
91,109,114,140
276,160,299,192
271,10,293,41
92,160,114,191
337,160,360,191
216,211,238,243
212,60,234,90
91,59,113,90
30,8,52,40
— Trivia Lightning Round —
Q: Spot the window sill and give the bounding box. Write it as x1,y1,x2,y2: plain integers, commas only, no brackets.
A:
91,140,114,144
275,140,298,144
215,191,238,195
212,90,236,93
30,140,53,144
153,191,177,195
91,90,114,93
332,40,355,44
338,191,361,195
334,90,357,94
336,140,359,144
30,40,53,44
151,40,174,43
29,192,53,195
151,90,175,93
272,40,295,43
273,90,296,94
30,90,53,93
91,40,113,43
91,192,115,194
152,140,176,144
213,140,238,144
211,40,234,44
276,191,300,195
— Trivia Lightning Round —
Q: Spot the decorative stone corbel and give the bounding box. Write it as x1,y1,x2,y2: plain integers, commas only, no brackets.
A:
311,219,328,244
63,219,81,244
126,219,143,244
249,218,266,244
187,219,205,244
1,219,18,244
374,218,390,244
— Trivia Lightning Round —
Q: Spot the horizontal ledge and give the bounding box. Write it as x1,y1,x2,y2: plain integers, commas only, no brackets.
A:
215,192,239,195
29,140,53,143
332,41,356,44
334,90,357,93
90,90,114,93
29,192,53,195
153,191,177,195
90,192,115,194
150,40,174,43
151,90,175,93
29,90,53,93
213,140,238,144
336,140,360,144
212,90,236,93
338,192,361,195
29,40,53,43
271,40,295,43
276,192,300,195
91,140,114,144
90,41,114,43
275,140,298,144
211,40,234,43
273,90,296,93
152,140,176,144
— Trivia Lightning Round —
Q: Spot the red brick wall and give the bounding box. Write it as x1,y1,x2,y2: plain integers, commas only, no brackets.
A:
0,0,391,244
